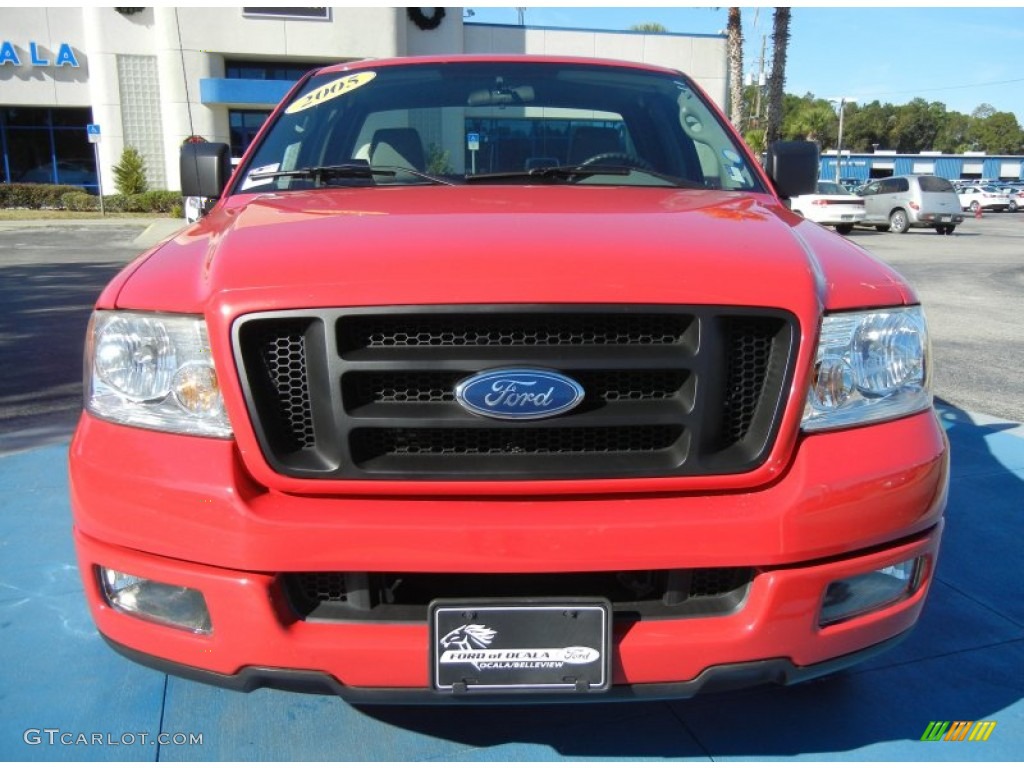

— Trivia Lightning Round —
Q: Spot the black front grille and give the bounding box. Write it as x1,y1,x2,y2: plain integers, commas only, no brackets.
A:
353,425,683,457
283,568,756,622
339,312,689,350
234,305,796,480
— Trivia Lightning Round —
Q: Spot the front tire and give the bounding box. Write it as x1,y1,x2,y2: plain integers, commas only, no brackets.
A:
889,209,910,234
970,201,981,214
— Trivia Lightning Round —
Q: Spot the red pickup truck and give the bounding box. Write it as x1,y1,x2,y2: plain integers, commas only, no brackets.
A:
70,55,947,702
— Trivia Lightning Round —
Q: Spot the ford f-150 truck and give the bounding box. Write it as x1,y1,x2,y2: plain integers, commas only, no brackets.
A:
70,55,948,702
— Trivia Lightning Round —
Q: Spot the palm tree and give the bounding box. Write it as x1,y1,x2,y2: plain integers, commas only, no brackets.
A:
727,8,744,130
762,7,791,147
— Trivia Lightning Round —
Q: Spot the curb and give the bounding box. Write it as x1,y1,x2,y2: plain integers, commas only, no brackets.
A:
0,215,186,248
134,219,187,248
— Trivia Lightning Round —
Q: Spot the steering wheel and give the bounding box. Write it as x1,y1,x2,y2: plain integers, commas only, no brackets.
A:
576,152,656,172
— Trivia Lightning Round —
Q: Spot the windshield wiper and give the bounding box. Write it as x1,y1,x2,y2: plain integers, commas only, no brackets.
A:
465,164,630,183
465,164,703,188
248,162,453,186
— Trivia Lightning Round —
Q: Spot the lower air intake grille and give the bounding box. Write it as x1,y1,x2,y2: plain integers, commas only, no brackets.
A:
283,568,756,622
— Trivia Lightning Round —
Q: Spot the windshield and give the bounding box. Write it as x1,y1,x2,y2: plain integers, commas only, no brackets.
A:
234,60,765,193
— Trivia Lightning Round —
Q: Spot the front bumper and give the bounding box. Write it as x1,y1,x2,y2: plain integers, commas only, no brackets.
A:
70,409,948,698
102,629,915,704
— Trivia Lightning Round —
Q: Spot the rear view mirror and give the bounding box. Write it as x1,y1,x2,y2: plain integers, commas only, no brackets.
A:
180,143,232,199
467,85,535,107
765,141,819,199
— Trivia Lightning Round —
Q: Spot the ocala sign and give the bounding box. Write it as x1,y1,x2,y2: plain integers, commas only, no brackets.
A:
0,41,81,68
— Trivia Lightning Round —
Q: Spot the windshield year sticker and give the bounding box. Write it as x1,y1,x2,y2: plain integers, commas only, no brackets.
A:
285,72,377,115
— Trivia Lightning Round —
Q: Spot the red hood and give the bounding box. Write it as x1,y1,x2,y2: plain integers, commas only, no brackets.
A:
113,186,913,316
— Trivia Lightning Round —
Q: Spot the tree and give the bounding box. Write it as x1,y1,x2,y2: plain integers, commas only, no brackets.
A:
970,110,1024,155
726,8,744,129
842,100,897,152
762,87,1022,155
113,146,148,195
782,95,837,144
971,103,997,121
629,22,667,33
934,112,973,154
762,7,791,148
890,98,944,152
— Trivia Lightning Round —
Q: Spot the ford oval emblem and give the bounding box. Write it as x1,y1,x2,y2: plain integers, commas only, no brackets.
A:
454,368,585,421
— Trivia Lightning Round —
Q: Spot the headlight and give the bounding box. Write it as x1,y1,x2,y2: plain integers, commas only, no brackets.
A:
86,311,232,438
802,307,932,431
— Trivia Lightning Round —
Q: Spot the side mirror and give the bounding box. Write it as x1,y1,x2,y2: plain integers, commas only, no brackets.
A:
180,143,232,199
764,141,819,199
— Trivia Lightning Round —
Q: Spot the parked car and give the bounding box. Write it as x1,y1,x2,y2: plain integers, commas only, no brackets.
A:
989,184,1022,212
958,185,1011,213
71,55,947,703
859,174,964,234
789,180,865,234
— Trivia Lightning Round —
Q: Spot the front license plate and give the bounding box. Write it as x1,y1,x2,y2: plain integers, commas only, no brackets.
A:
939,215,951,222
430,599,612,694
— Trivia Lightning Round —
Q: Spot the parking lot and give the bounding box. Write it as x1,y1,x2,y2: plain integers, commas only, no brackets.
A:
1,214,1022,761
842,213,1024,423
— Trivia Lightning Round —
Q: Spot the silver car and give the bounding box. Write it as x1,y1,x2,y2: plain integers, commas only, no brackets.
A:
859,174,964,235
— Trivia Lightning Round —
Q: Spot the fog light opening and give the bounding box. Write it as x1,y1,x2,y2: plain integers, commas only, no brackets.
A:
98,567,212,634
819,557,922,627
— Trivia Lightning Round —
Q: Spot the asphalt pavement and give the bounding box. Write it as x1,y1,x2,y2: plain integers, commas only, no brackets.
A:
0,216,1021,761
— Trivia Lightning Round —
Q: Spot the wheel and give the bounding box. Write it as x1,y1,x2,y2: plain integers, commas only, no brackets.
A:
946,226,956,235
1009,200,1018,212
874,225,889,232
577,152,656,172
889,209,909,234
835,224,853,235
970,200,981,213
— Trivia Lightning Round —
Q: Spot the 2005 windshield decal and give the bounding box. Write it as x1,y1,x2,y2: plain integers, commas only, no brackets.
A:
285,72,377,114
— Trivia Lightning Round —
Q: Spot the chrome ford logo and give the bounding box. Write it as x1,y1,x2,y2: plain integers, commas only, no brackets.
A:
454,369,585,420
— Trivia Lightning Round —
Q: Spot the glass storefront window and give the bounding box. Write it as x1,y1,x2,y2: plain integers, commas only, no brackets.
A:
225,60,329,82
229,110,272,159
2,107,97,191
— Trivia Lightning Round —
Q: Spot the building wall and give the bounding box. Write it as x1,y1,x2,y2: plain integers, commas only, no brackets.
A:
463,24,727,108
821,152,1024,183
0,8,90,108
1,8,727,192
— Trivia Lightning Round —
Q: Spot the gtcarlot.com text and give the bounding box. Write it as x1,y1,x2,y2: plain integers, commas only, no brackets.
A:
23,729,203,747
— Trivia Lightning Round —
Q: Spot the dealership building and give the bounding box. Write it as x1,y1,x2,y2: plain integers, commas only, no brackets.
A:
0,7,729,193
821,150,1024,184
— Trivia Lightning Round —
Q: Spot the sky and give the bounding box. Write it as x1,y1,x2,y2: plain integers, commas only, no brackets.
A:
462,5,1024,125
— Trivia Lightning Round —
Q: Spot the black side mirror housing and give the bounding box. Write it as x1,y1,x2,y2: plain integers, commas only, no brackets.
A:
764,140,819,199
180,143,232,199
